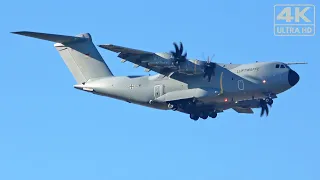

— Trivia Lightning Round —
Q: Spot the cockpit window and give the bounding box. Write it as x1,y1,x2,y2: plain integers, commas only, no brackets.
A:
280,64,285,68
276,64,280,68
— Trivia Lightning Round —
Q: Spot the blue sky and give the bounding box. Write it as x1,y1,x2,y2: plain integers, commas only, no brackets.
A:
1,0,319,179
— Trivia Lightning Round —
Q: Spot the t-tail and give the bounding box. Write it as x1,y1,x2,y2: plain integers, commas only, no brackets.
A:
11,31,113,84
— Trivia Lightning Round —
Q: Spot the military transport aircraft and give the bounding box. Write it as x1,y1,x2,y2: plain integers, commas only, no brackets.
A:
12,31,306,120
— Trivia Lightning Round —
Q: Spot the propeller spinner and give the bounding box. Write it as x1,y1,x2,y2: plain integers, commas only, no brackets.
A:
170,42,187,66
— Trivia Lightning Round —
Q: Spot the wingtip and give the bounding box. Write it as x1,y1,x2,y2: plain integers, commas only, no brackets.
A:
98,44,111,46
11,31,31,36
11,31,22,34
98,44,113,48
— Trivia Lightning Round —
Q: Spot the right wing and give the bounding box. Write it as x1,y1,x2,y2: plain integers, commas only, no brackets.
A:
232,107,254,114
286,62,308,65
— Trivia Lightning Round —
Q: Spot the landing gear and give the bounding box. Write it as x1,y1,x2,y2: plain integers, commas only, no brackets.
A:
209,112,217,118
185,99,197,110
190,114,199,121
169,99,198,113
190,111,217,121
199,112,209,120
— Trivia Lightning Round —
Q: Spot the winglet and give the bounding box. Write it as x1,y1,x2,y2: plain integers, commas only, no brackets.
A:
11,31,89,43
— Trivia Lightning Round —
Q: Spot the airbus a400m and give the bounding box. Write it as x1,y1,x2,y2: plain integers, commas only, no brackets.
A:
13,31,305,121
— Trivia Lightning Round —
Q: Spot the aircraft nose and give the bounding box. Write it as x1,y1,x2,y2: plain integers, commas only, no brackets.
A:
288,69,300,86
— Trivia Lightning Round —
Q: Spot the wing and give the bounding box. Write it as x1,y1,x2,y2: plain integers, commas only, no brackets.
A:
99,44,153,56
99,44,218,79
232,107,254,114
99,44,177,75
286,62,308,65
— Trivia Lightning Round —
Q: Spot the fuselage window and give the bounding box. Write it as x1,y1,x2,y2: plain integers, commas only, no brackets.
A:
276,64,280,68
280,64,285,68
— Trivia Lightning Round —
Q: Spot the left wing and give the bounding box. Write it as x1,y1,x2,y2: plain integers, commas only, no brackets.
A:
98,44,215,79
99,44,178,75
232,107,254,114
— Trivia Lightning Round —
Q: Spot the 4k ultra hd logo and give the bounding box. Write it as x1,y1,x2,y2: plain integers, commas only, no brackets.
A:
274,4,316,36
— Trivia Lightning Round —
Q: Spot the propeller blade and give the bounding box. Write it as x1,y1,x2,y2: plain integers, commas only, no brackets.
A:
260,107,265,117
170,42,187,66
173,43,179,55
265,105,269,116
203,61,216,82
179,42,183,55
183,52,187,58
170,50,176,57
211,54,215,60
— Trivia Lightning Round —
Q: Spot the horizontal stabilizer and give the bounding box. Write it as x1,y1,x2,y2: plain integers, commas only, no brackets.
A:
11,31,88,43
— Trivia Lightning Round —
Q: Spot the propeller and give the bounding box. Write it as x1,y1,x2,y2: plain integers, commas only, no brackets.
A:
170,42,187,66
259,98,273,117
203,55,216,82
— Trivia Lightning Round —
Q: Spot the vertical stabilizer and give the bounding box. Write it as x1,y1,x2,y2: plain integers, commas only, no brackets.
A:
12,31,113,84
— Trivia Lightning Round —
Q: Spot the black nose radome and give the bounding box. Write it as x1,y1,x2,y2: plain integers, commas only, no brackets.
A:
288,69,300,86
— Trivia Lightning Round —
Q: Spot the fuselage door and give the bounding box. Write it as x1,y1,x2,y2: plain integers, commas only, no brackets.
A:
238,80,244,90
154,85,164,98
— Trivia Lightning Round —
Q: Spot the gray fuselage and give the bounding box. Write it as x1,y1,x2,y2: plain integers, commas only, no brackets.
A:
78,61,299,112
